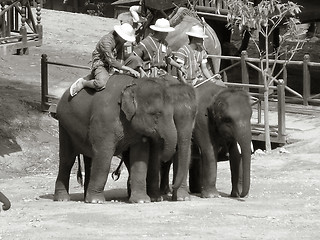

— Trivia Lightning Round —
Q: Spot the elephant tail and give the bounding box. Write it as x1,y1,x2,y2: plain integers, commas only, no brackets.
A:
77,155,84,187
111,159,123,181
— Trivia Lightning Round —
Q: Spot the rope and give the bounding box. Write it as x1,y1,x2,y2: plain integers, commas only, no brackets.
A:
194,73,222,88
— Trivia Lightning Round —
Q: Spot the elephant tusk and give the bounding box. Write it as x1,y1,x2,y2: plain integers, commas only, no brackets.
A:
251,141,254,153
237,142,241,154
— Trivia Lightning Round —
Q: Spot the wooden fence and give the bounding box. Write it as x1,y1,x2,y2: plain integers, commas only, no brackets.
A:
40,51,320,144
0,0,42,55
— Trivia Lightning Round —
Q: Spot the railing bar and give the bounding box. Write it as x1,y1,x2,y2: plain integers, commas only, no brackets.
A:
309,93,320,99
46,61,91,70
218,61,240,73
224,82,277,89
246,61,262,73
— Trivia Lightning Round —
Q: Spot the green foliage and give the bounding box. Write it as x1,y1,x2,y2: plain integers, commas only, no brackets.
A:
226,0,306,51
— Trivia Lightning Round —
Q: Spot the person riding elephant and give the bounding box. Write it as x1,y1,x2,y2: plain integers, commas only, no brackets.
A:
125,18,186,79
174,24,224,86
69,23,140,97
161,81,252,199
0,191,11,211
54,73,196,204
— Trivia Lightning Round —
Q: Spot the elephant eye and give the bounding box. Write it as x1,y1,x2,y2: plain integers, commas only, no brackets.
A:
221,117,232,124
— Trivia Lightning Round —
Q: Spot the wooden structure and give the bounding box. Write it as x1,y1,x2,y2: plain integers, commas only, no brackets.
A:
0,0,43,55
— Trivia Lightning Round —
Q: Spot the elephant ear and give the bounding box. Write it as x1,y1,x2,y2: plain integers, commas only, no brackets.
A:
121,84,137,121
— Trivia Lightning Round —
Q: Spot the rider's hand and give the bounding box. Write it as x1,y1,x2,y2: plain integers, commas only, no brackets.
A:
179,66,187,76
130,69,140,78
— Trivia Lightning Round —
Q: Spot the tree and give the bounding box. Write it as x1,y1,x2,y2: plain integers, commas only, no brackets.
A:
225,0,306,151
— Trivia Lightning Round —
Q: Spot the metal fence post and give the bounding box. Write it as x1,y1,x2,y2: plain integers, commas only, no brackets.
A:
241,51,249,92
277,79,286,143
41,54,48,111
303,54,310,106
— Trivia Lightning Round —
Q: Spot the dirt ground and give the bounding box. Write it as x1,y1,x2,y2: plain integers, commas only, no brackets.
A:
0,9,320,240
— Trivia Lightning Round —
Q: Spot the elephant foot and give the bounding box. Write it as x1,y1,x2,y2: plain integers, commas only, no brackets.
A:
150,195,163,202
85,192,105,204
148,190,163,202
160,184,171,195
201,187,220,198
129,192,151,203
53,190,70,201
230,190,240,198
172,188,191,201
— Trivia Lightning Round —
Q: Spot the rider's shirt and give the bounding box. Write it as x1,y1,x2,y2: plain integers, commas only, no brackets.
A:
175,44,208,81
91,31,125,71
133,35,172,70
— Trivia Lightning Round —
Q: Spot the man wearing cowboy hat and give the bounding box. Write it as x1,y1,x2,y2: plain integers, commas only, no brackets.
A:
175,24,223,86
70,23,140,97
125,18,186,79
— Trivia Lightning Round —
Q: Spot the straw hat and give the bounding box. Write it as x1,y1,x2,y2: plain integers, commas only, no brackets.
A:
114,23,136,42
150,18,175,32
186,25,208,39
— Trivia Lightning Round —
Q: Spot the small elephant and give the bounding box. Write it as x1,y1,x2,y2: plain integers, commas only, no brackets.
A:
161,81,252,198
54,74,196,203
0,191,11,211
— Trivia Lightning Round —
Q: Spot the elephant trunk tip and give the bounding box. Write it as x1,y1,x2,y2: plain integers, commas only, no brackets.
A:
2,202,11,211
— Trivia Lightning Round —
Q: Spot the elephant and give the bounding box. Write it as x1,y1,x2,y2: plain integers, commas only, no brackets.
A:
53,73,196,203
161,81,252,199
121,77,197,201
0,191,11,211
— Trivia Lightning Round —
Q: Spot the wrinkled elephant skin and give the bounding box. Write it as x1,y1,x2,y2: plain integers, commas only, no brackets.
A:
54,74,181,204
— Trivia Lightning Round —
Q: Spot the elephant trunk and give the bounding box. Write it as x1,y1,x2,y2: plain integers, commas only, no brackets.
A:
172,136,192,191
237,129,252,198
0,192,11,211
158,120,177,163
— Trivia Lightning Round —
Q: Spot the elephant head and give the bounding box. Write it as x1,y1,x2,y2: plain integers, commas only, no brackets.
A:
210,88,252,197
0,192,11,211
121,78,178,162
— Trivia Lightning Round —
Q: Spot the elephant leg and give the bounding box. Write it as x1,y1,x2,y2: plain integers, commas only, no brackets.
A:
129,141,150,203
229,142,241,198
54,125,77,201
189,144,202,193
160,160,172,195
147,141,162,202
200,144,220,198
0,192,11,211
85,144,114,204
83,155,92,199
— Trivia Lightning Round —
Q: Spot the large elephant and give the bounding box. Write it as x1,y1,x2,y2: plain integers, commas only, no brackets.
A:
54,74,196,203
0,191,11,211
161,81,252,199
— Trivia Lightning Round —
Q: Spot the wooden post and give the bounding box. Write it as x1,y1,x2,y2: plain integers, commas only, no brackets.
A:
36,0,42,45
41,54,49,111
18,0,28,55
241,51,249,92
303,54,311,106
277,79,286,143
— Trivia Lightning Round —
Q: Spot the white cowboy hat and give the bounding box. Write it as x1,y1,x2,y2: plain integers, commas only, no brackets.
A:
114,23,136,42
150,18,175,32
186,25,208,39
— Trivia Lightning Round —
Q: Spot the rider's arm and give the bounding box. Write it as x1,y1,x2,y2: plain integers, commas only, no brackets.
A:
129,5,142,23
